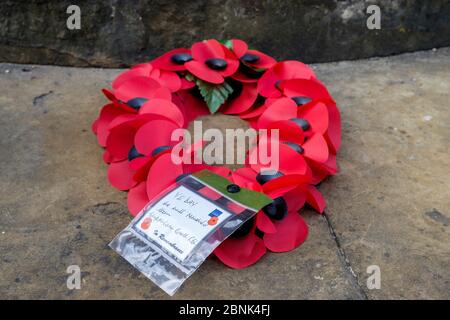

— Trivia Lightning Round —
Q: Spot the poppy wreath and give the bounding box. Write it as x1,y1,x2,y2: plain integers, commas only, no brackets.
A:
92,39,341,269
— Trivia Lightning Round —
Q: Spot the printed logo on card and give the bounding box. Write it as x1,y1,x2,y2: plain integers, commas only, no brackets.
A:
207,209,223,226
140,217,152,230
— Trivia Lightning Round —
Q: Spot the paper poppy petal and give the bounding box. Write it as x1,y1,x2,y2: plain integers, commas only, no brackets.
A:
149,67,161,79
257,73,280,98
132,155,160,183
91,119,98,134
306,186,326,213
146,153,183,201
256,211,277,233
114,76,161,102
306,153,338,185
231,167,257,186
150,48,192,71
134,119,180,155
231,70,261,83
280,78,333,102
191,39,224,61
278,143,309,175
325,102,342,154
235,167,258,180
173,90,209,124
129,156,151,171
239,104,268,119
231,39,248,58
102,150,113,164
249,140,308,175
107,160,138,191
207,166,232,178
284,187,307,213
276,61,316,80
214,233,266,269
262,174,310,198
303,133,329,163
267,120,305,145
182,163,207,174
180,77,196,90
106,122,138,161
157,70,182,92
246,49,276,69
147,87,172,101
257,61,316,98
301,102,329,135
323,152,338,174
257,97,297,129
223,83,258,114
264,212,308,252
139,99,184,127
95,104,127,147
112,63,152,90
185,60,224,84
127,182,150,216
219,59,240,77
102,88,117,102
107,113,137,131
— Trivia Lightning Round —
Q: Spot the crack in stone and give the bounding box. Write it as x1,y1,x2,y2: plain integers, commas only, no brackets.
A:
323,212,369,300
32,91,53,107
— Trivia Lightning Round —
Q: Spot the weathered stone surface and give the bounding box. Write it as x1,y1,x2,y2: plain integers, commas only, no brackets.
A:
314,48,450,299
0,62,361,299
0,0,449,67
0,48,449,299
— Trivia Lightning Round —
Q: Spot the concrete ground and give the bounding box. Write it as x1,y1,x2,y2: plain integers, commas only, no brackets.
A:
0,48,449,300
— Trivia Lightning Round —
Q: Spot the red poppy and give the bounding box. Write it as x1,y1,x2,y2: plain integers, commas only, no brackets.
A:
257,61,316,98
228,39,277,83
279,78,341,153
214,167,318,268
257,97,330,149
105,117,183,192
151,48,192,71
213,168,267,269
256,97,297,129
172,90,209,125
113,63,181,93
93,83,185,163
221,82,258,115
93,74,176,147
185,39,239,84
249,138,309,176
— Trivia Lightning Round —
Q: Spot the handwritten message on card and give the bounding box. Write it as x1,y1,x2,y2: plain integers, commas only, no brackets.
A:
133,185,233,261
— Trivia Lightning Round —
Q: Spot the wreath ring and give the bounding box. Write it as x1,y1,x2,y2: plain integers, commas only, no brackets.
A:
92,39,341,269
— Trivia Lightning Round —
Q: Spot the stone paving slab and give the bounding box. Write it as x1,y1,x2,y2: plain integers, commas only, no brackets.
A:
314,48,450,299
0,48,449,299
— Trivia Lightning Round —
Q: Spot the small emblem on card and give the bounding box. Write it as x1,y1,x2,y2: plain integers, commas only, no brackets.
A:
207,209,223,225
140,217,152,230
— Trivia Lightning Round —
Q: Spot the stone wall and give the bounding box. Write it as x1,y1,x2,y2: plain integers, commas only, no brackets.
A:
0,0,449,67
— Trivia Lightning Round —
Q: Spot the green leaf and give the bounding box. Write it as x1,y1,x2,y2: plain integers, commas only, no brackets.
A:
195,78,233,114
185,73,195,82
219,39,233,49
